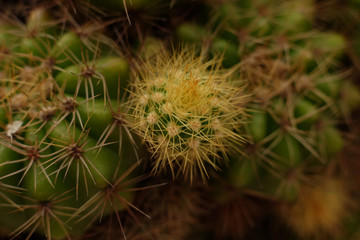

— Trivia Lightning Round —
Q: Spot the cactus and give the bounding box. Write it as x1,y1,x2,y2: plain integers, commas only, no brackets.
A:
172,0,360,239
277,176,352,239
0,7,149,239
1,0,360,240
126,47,247,181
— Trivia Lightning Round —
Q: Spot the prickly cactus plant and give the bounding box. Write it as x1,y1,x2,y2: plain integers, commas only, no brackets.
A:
127,47,247,181
0,7,146,239
1,0,360,240
171,0,360,239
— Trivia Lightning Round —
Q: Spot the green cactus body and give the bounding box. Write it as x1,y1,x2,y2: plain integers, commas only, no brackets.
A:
210,38,240,68
45,120,120,191
247,109,268,143
176,23,209,43
339,81,360,115
0,192,28,235
227,158,258,189
55,56,129,99
176,22,240,68
294,97,321,130
0,145,19,175
50,31,85,68
0,7,143,239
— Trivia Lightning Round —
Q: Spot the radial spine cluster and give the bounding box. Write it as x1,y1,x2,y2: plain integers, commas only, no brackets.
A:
129,48,247,181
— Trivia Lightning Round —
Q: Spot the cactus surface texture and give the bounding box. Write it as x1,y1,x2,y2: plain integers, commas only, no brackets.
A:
1,0,360,240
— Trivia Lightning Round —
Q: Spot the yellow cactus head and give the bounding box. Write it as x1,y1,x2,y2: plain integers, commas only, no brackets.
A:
128,46,247,182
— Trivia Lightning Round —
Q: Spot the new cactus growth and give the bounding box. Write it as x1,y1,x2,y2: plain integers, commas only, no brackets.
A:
127,47,247,181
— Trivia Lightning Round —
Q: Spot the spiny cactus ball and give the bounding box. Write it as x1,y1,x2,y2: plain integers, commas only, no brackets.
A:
128,48,247,181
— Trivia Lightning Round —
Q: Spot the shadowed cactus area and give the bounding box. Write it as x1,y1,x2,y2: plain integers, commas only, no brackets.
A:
1,0,360,239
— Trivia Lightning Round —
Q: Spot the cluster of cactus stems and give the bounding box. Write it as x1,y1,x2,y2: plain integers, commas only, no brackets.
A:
0,0,360,239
